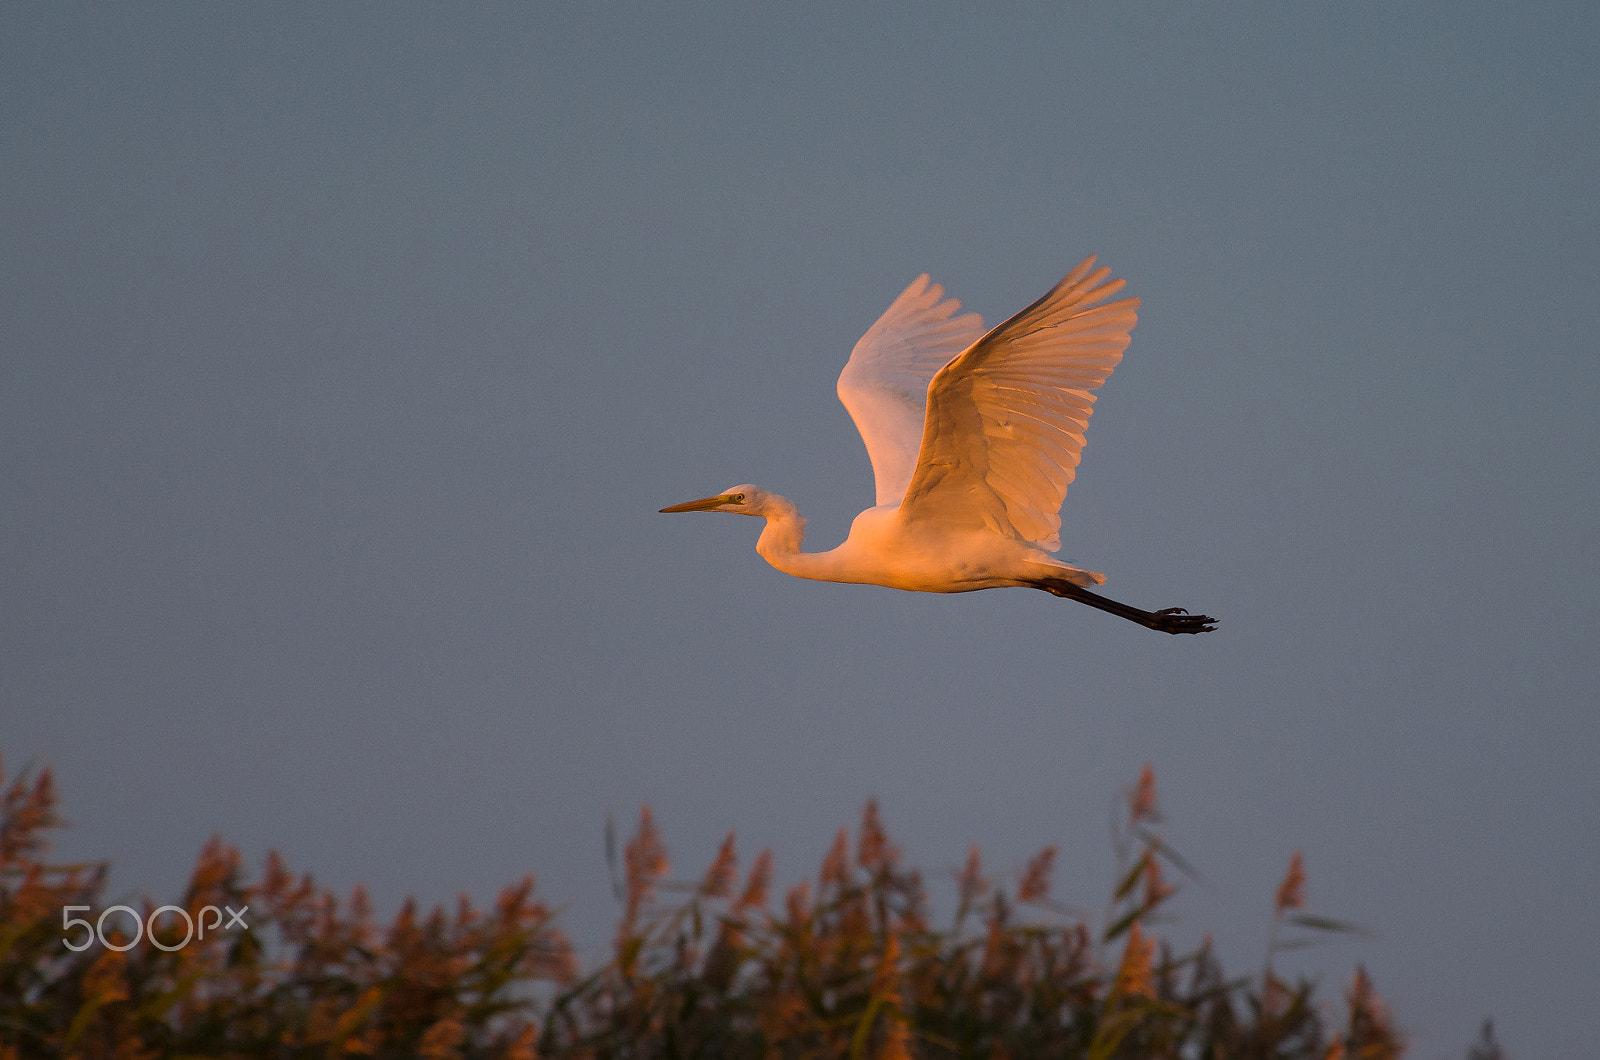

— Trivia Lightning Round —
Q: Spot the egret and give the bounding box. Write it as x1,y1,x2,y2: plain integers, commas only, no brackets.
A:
662,258,1216,634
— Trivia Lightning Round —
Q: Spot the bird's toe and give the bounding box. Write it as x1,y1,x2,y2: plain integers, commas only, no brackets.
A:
1149,609,1217,634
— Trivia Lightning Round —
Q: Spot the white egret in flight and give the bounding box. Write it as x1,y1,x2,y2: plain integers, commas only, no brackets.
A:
662,258,1216,634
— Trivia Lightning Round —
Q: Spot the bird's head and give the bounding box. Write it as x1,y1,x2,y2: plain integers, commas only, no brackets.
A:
659,484,767,516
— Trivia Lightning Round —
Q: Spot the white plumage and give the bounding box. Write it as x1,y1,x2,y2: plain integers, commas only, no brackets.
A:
662,258,1215,634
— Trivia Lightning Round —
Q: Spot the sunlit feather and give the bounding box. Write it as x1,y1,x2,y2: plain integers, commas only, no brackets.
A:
661,258,1216,634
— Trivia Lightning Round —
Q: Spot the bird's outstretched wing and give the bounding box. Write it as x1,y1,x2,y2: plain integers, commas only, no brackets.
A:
899,257,1138,551
837,275,987,506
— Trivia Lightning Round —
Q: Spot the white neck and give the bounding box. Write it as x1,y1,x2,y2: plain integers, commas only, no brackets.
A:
753,493,851,582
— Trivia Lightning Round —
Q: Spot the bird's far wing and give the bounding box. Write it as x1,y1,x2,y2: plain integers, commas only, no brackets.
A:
837,275,987,506
900,257,1138,551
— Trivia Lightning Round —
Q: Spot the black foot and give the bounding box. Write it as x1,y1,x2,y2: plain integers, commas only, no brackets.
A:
1147,607,1218,635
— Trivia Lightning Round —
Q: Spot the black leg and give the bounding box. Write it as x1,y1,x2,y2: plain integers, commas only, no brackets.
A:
1034,578,1217,635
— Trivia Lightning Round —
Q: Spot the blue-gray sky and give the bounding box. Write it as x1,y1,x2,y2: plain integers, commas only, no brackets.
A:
4,5,1597,1056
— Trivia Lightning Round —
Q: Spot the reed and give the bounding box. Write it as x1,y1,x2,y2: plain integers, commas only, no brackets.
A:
0,753,1449,1059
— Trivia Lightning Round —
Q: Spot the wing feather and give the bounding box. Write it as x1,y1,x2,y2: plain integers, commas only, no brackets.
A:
900,257,1139,552
837,275,987,506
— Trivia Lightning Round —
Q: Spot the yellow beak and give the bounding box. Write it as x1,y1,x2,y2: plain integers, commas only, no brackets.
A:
659,493,737,514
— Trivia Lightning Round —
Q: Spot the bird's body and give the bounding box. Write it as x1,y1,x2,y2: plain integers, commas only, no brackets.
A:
663,258,1216,634
746,493,1082,594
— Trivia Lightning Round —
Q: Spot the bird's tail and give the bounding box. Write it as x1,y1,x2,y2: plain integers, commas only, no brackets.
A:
1038,563,1104,588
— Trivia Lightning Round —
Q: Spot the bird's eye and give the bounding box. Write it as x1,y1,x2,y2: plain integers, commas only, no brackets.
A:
731,493,746,503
